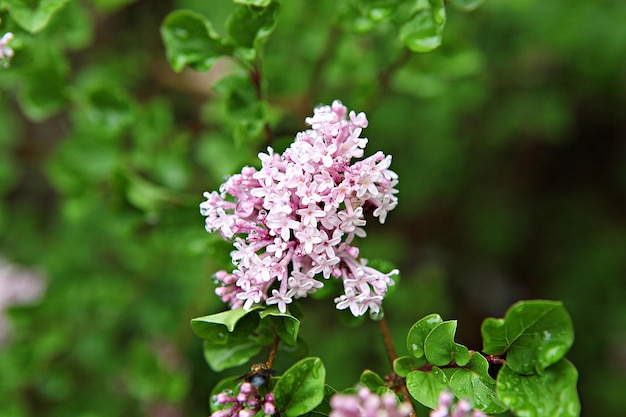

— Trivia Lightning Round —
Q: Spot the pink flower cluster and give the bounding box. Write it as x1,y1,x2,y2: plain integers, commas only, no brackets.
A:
0,257,46,345
200,100,399,316
0,32,14,60
211,382,275,417
430,392,488,417
330,387,412,417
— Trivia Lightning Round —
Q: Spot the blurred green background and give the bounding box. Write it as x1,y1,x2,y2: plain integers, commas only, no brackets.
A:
0,0,624,416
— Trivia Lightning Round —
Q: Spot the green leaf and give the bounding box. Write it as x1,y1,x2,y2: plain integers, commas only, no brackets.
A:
406,367,448,409
481,300,574,375
124,174,175,214
450,0,484,12
406,313,443,358
226,1,279,63
275,357,326,417
399,0,446,53
209,376,240,413
191,307,262,343
424,320,470,367
259,306,301,346
359,369,386,391
393,355,425,378
449,353,507,414
202,340,263,372
4,0,70,33
160,9,230,72
301,384,337,417
497,360,580,417
17,44,67,121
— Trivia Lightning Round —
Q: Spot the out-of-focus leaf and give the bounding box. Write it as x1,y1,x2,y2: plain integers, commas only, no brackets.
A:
75,86,135,140
17,44,68,121
226,1,279,63
450,0,484,12
399,0,446,53
234,0,271,7
4,0,71,33
160,9,230,72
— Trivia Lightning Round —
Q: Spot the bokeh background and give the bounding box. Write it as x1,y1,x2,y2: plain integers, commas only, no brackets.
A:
1,0,624,416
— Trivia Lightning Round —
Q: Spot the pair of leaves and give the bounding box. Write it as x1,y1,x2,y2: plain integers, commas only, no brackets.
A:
482,300,579,416
398,314,500,411
160,1,278,72
191,306,300,372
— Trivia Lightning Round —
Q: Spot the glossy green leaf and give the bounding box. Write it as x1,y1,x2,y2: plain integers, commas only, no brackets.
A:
482,300,574,375
202,340,263,372
301,384,337,417
4,0,70,33
275,357,326,417
393,355,424,378
497,360,580,417
450,0,484,12
406,367,448,409
226,1,279,63
160,10,230,72
424,320,470,367
406,313,443,358
259,306,301,346
449,353,507,414
399,0,446,53
191,307,262,343
359,369,386,391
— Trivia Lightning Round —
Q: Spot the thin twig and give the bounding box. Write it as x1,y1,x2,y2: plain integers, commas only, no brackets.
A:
378,317,417,417
266,335,280,369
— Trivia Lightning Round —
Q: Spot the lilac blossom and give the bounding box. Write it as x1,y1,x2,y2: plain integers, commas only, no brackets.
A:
211,382,275,417
0,257,47,345
430,391,488,417
200,100,399,316
0,32,14,60
330,387,412,417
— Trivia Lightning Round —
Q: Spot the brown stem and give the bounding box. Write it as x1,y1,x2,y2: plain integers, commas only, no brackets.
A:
378,317,417,417
265,335,280,369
